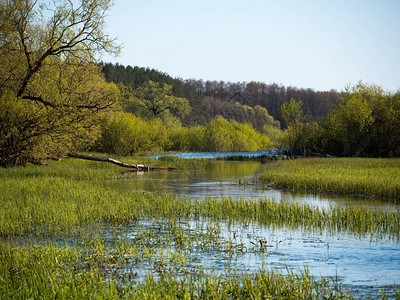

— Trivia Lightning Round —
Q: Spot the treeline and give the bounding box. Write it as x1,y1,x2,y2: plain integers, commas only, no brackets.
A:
100,63,400,158
100,63,283,144
100,63,339,127
283,83,400,157
185,79,339,125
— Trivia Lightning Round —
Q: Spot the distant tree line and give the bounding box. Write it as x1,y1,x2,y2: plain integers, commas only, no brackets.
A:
101,62,400,157
100,63,340,127
184,79,339,126
97,63,278,155
100,63,205,125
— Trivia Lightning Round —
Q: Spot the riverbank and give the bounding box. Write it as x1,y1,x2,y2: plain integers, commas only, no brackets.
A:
261,157,400,199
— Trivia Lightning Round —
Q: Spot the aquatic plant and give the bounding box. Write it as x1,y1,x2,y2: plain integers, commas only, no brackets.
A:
1,171,399,240
1,157,399,299
0,241,356,299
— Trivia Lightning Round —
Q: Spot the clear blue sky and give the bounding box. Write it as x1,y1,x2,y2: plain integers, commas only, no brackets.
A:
102,0,400,92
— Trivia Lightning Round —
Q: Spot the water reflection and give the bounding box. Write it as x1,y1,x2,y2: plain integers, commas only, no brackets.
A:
7,154,399,298
103,159,399,212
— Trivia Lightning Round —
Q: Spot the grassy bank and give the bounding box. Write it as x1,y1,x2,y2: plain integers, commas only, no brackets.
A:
1,157,400,298
261,158,400,199
1,158,399,239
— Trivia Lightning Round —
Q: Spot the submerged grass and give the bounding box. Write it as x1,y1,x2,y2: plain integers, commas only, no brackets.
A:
261,157,400,199
1,157,400,298
1,171,399,239
0,241,354,299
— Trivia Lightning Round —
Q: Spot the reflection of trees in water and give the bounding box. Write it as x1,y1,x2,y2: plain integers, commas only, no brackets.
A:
202,161,262,178
114,161,264,194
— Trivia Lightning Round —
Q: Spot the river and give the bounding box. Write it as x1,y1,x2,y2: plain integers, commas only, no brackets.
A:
99,152,400,298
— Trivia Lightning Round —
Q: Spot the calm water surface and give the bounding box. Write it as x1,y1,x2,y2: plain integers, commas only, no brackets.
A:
106,153,399,211
103,153,400,297
14,152,400,298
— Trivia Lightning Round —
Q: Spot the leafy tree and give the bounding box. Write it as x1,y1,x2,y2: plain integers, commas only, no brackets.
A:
101,63,205,125
320,82,400,156
281,98,306,157
129,80,191,119
0,0,120,167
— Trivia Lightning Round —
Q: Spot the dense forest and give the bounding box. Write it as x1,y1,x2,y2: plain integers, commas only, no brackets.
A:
101,62,339,127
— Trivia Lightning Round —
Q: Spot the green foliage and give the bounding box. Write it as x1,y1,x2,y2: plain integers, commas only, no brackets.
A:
319,82,400,156
0,64,120,167
203,97,282,133
278,83,400,157
128,80,191,119
204,116,270,152
0,0,119,167
95,113,272,155
101,63,205,124
96,113,169,155
168,116,272,152
280,98,307,156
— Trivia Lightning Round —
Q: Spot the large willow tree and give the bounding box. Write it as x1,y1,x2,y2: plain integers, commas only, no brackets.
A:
0,0,120,167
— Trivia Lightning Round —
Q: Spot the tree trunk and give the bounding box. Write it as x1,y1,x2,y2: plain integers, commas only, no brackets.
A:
67,152,174,171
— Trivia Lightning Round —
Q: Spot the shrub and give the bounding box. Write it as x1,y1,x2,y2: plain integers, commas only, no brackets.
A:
96,113,169,155
168,116,271,152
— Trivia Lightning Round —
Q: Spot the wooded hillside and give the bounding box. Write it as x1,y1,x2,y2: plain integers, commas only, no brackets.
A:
100,63,340,127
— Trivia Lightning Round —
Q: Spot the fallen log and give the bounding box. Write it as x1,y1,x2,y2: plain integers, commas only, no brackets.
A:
67,152,174,171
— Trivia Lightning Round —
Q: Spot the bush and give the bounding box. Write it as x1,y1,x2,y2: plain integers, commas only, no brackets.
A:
168,116,271,152
96,113,169,155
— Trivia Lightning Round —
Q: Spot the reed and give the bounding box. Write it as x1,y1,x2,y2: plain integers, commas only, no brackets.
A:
196,197,400,240
261,158,400,199
0,241,355,299
1,173,399,239
1,157,399,298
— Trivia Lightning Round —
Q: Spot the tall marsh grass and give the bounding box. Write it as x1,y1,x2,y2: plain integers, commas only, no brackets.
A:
1,160,399,239
0,241,354,299
261,158,400,199
1,158,400,298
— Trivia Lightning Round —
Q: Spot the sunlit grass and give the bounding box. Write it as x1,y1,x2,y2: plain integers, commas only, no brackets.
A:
0,241,354,299
1,157,400,298
261,158,400,199
1,167,399,239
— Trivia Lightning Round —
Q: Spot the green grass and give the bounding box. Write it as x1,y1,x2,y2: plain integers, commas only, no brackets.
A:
1,157,400,298
261,157,400,199
0,241,354,299
1,158,399,239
